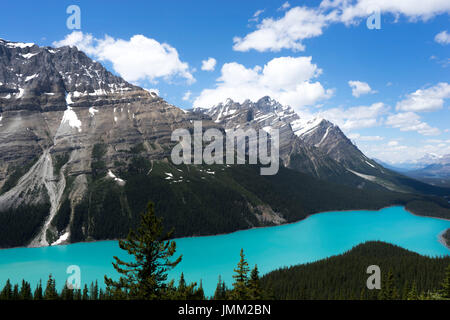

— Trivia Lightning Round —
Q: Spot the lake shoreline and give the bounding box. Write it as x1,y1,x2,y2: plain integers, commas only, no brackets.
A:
438,230,450,250
173,205,450,241
2,204,449,251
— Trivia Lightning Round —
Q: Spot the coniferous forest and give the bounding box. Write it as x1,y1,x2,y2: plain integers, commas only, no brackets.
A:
0,203,449,301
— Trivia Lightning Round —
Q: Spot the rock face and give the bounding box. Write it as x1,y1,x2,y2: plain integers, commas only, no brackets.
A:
291,117,382,172
0,39,215,247
194,97,375,181
193,97,347,180
196,97,449,195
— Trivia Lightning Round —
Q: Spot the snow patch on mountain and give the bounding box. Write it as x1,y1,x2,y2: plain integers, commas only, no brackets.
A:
24,73,39,82
291,117,325,137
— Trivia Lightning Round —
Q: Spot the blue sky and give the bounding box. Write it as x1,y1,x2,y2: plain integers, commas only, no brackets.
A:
0,0,449,163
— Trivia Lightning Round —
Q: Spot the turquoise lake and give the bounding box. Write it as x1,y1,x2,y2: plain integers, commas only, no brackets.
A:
0,206,449,296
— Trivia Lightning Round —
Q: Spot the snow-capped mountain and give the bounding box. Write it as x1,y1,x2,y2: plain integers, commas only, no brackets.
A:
195,97,449,195
197,97,381,177
376,153,448,172
291,117,381,171
414,153,446,166
194,97,299,161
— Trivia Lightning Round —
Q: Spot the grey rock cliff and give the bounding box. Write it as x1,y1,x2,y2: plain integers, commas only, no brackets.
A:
0,39,215,246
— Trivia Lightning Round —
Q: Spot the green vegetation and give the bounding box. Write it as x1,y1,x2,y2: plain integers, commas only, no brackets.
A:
443,229,450,248
70,178,133,243
0,202,50,248
0,156,39,195
405,199,450,220
91,143,107,179
129,143,145,154
104,202,182,299
52,198,71,233
52,153,69,176
260,241,450,300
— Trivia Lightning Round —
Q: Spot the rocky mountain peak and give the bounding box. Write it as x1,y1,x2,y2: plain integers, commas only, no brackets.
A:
0,39,144,112
0,39,214,247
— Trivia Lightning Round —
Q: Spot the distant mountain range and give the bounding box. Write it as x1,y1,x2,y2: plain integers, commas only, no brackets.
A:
374,154,450,187
0,39,449,249
375,153,447,171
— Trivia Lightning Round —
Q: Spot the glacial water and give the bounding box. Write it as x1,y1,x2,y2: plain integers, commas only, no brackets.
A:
0,206,449,297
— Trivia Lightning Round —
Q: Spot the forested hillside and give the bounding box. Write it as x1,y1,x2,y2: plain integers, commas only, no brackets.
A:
260,241,450,300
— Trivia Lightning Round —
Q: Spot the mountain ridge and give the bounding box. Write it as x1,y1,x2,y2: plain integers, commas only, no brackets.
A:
194,97,450,196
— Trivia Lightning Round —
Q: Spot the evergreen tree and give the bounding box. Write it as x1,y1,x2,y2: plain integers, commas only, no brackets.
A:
19,280,32,300
44,274,58,300
401,281,409,300
194,280,205,300
98,288,105,300
104,202,182,299
161,280,178,300
359,288,366,300
379,269,398,300
61,283,73,300
12,284,19,300
231,248,250,300
74,289,82,300
82,284,89,300
0,279,12,300
178,273,186,295
33,280,43,300
248,265,263,299
175,273,188,299
213,276,227,300
440,264,450,299
90,280,99,300
407,281,418,300
173,273,200,300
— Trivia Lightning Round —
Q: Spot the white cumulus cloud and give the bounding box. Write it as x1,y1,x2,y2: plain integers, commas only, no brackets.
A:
53,31,194,84
314,102,388,131
348,80,376,97
435,30,450,44
182,90,192,101
386,112,440,136
233,6,329,52
234,1,450,52
396,82,450,112
322,0,450,23
278,2,291,11
193,56,333,109
201,57,217,71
